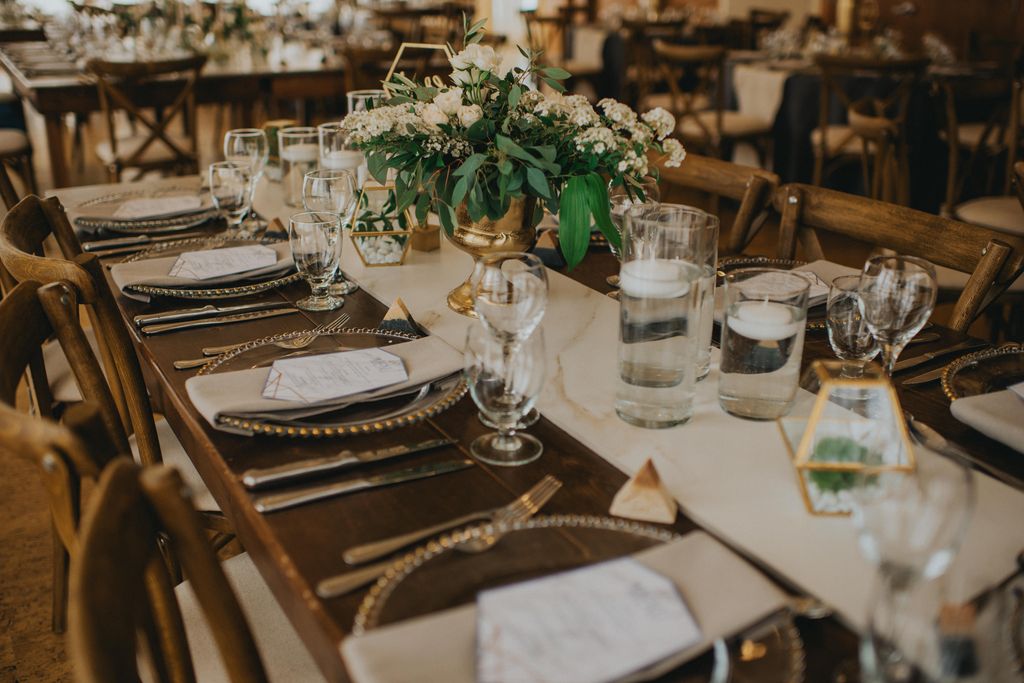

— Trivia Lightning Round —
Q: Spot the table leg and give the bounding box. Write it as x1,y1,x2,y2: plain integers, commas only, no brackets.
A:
43,113,70,188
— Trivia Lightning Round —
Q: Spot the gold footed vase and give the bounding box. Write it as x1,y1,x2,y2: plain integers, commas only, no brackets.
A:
445,197,540,316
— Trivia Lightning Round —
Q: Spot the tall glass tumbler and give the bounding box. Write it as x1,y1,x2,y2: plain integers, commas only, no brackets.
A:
719,269,810,420
347,88,387,113
614,210,707,428
279,127,320,207
318,121,366,185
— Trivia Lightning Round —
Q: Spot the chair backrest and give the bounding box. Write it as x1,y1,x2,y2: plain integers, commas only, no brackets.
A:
0,195,163,465
655,153,779,254
86,54,206,179
652,42,727,143
521,11,567,58
0,162,23,294
774,183,1024,331
71,459,268,683
343,45,401,93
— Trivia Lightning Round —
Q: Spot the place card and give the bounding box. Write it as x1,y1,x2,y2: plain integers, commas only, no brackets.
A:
476,558,701,683
261,348,408,404
112,195,202,219
168,245,278,281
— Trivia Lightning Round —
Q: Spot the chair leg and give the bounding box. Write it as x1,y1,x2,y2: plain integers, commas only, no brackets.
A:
51,523,69,634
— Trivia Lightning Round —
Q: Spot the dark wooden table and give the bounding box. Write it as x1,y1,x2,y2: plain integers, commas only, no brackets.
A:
0,41,346,188
95,238,1019,682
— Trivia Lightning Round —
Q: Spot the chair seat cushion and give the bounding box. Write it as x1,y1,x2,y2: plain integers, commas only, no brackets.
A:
941,122,1008,151
811,125,870,156
936,264,1024,292
95,132,192,167
42,326,100,404
130,417,220,513
954,196,1024,236
0,128,30,156
175,553,325,682
678,111,772,140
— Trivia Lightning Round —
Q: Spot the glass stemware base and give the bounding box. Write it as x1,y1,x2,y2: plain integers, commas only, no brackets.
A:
296,293,343,311
470,432,543,467
330,275,359,296
478,407,539,430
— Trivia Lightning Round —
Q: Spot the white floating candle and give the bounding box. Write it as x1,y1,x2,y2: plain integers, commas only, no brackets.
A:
280,143,319,162
619,259,692,299
727,300,802,341
320,149,363,171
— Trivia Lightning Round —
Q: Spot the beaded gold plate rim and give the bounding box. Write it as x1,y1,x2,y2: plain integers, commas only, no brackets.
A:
198,327,467,437
940,343,1024,402
74,184,215,234
352,514,680,636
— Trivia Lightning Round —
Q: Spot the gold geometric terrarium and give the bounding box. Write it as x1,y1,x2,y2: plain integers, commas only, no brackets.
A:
350,182,413,267
383,42,454,96
778,361,916,516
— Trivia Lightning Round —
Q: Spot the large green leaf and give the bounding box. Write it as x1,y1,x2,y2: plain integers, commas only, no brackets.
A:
525,167,551,198
584,173,620,252
495,135,559,174
366,152,390,185
454,153,486,178
559,176,590,270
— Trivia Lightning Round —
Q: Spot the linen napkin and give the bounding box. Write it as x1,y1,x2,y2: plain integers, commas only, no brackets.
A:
109,241,294,302
75,193,213,222
185,335,463,430
950,390,1024,454
341,530,789,683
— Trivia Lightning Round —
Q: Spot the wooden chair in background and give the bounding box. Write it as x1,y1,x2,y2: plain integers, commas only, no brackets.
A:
0,195,231,537
655,152,779,255
653,41,774,166
774,183,1024,333
70,459,324,683
86,54,206,182
812,54,929,205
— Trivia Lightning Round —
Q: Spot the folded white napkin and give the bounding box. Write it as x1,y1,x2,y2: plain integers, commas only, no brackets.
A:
341,530,788,683
950,390,1024,454
109,241,294,302
185,336,463,430
76,193,213,222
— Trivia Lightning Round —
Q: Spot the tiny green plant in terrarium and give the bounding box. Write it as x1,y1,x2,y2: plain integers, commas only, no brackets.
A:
351,186,412,266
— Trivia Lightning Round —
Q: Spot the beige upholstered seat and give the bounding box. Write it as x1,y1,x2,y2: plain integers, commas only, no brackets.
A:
174,552,325,682
810,125,872,157
0,128,30,155
955,196,1024,236
942,122,1009,151
679,110,772,140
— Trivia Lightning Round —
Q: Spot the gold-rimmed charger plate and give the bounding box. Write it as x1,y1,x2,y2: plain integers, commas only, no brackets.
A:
941,343,1024,401
74,184,216,235
198,327,466,437
121,236,302,301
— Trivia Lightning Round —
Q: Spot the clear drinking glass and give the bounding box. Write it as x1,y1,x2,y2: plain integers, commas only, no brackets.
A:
319,121,366,185
615,208,706,428
608,176,661,261
279,127,320,208
858,255,938,375
347,88,387,113
471,252,549,343
207,162,251,227
719,269,810,420
827,274,880,377
465,322,546,467
223,128,268,232
288,211,343,311
302,168,360,297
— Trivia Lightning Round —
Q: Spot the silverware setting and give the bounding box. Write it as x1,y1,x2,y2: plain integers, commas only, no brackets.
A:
252,458,475,514
904,412,1024,491
900,364,948,386
891,339,988,373
134,300,287,327
82,231,210,253
240,438,457,490
142,306,299,336
315,475,563,599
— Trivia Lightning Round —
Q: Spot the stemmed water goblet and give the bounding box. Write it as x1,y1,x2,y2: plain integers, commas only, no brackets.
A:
223,128,269,235
858,255,938,375
288,211,343,312
302,169,360,297
827,274,880,377
465,322,546,466
207,162,251,228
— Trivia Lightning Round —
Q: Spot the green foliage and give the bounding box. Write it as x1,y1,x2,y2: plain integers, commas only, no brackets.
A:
807,437,869,493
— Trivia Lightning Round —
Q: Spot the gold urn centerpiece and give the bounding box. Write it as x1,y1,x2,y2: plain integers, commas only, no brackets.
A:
338,19,687,315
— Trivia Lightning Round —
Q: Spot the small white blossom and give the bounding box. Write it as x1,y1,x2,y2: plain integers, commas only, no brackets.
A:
433,88,464,115
457,104,483,127
642,107,676,140
663,138,687,167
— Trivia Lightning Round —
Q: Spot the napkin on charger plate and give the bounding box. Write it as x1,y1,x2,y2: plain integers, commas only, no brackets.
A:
109,241,294,302
950,384,1024,454
341,530,789,683
185,336,463,431
75,193,214,223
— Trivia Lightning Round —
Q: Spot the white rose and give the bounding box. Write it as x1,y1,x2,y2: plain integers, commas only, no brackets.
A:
466,43,500,72
422,104,448,127
457,104,483,127
434,87,464,115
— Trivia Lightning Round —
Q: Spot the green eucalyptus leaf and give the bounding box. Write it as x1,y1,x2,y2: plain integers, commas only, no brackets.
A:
509,84,522,110
559,176,590,270
525,167,551,198
415,192,430,223
541,77,566,93
498,159,513,175
451,174,470,206
468,183,487,222
366,153,389,185
453,153,486,178
542,66,571,80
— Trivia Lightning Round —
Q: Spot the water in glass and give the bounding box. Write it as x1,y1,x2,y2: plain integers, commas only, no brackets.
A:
279,127,319,207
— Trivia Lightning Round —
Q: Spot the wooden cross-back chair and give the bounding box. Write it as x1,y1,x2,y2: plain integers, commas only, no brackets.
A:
652,41,773,166
655,152,780,255
343,45,407,94
812,54,930,205
71,458,326,683
775,183,1024,332
0,279,124,632
86,54,206,182
0,195,231,533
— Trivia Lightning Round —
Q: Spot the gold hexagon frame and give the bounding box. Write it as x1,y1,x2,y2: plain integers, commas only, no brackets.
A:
383,42,454,96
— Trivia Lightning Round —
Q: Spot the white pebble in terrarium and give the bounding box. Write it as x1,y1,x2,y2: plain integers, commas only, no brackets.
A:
356,235,405,264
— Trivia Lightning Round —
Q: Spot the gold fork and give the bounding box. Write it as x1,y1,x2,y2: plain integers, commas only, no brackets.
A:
315,476,562,599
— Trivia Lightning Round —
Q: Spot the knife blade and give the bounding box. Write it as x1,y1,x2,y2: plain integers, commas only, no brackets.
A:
134,300,286,327
252,459,474,513
241,438,458,490
81,231,211,252
901,365,948,386
139,307,299,335
892,339,987,373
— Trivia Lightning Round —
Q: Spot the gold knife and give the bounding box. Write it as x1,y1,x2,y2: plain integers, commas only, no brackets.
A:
140,307,299,335
253,459,474,513
892,339,987,373
901,365,948,386
134,300,285,326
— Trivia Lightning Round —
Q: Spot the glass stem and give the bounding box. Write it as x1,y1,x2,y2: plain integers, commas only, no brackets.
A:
880,342,899,375
492,426,521,452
